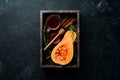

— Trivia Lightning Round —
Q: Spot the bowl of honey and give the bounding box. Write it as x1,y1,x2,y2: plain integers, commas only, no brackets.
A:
46,14,60,30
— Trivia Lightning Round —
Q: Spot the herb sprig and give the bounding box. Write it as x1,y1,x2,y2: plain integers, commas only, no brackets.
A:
43,24,51,59
68,25,78,42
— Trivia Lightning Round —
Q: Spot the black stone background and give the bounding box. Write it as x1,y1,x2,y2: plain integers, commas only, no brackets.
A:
0,0,120,80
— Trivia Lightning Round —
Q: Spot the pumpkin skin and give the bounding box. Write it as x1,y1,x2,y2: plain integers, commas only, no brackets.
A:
51,31,76,65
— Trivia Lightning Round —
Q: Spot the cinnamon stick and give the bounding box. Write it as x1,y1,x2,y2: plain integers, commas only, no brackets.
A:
60,16,68,26
62,17,74,27
64,18,76,28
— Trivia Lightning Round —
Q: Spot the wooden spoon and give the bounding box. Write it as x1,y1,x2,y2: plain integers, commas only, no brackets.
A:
43,28,65,51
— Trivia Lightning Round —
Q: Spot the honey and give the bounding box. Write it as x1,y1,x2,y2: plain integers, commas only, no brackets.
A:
46,15,60,30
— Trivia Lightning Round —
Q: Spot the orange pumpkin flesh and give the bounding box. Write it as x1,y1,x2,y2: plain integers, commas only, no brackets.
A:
51,31,76,65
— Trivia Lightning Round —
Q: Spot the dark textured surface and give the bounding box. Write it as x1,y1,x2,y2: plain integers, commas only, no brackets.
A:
0,0,120,80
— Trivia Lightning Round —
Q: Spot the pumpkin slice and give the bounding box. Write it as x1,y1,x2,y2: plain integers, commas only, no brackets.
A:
51,31,76,65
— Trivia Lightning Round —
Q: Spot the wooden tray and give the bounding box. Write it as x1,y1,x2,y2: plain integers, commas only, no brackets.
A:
40,10,80,68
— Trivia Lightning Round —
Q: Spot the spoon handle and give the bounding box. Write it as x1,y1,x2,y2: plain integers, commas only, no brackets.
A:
43,28,65,51
43,34,59,51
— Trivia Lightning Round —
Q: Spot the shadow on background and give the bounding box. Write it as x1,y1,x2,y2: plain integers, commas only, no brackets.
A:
43,68,80,80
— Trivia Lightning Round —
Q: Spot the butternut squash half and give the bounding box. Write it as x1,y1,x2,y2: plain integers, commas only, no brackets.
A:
51,30,76,65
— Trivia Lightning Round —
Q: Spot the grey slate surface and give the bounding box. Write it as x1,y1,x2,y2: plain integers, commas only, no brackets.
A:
0,0,120,80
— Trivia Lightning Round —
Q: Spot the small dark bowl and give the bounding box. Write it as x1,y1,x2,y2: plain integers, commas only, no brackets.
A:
46,14,60,30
